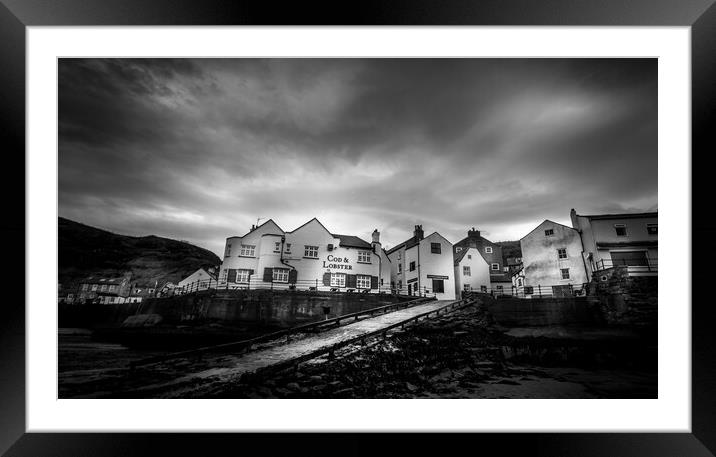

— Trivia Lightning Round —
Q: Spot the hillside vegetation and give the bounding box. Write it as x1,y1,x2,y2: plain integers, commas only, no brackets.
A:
58,217,220,289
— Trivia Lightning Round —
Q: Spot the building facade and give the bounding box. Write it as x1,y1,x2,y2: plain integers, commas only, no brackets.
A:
514,219,589,296
386,225,456,300
218,218,391,293
176,268,217,294
76,273,132,304
452,227,512,293
570,209,658,277
453,246,491,296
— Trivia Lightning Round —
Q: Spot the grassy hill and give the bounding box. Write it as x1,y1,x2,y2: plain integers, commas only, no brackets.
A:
58,217,221,290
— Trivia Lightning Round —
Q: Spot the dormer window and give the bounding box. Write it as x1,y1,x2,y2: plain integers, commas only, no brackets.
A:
485,246,493,254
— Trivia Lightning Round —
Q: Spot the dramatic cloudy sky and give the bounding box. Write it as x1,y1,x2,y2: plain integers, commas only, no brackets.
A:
58,58,657,256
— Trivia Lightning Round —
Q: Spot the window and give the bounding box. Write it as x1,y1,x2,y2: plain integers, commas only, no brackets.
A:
81,284,88,291
398,263,402,273
503,267,509,272
647,224,657,235
91,284,98,291
496,285,503,292
358,250,372,263
545,229,554,236
409,261,416,272
463,266,471,276
285,243,292,253
273,268,289,283
485,246,493,254
108,285,117,292
560,268,570,279
432,279,444,293
240,244,256,257
236,269,251,283
330,273,346,287
557,248,567,259
100,284,108,292
225,244,231,257
357,275,371,289
431,243,441,254
274,242,281,253
455,247,462,253
517,278,523,287
304,245,319,258
467,255,472,259
491,263,499,271
614,224,627,237
524,285,534,294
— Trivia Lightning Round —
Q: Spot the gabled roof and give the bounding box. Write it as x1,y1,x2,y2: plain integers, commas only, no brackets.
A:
331,234,372,249
454,247,470,265
519,219,577,241
230,218,284,239
386,231,450,255
288,217,333,236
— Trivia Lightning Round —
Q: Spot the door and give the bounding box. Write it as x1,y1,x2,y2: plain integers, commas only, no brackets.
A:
407,284,412,296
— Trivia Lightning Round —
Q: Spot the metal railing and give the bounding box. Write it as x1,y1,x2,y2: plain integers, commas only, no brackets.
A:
164,277,440,299
129,296,436,369
595,257,658,272
462,283,590,299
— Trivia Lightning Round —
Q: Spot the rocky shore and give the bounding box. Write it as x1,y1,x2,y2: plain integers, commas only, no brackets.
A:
202,302,657,399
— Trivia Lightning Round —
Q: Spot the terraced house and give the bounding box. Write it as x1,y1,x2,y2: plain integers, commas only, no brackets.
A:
452,227,512,294
218,218,391,292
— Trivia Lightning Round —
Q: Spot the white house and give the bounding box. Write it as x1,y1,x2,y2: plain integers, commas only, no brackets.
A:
218,218,391,293
386,225,456,300
177,268,217,293
514,219,589,297
453,246,491,296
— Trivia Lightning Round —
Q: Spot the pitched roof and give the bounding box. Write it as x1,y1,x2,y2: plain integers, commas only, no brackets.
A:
231,218,284,239
519,219,577,241
576,211,658,220
453,247,470,265
331,234,372,249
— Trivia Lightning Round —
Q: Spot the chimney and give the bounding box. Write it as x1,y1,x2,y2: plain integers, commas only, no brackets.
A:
372,229,380,244
468,227,480,239
250,224,255,232
413,224,424,241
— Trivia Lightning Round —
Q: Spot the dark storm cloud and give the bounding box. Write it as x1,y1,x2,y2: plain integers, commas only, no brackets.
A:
58,58,657,255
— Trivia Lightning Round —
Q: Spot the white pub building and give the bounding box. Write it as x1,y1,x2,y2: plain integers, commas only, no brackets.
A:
218,218,391,292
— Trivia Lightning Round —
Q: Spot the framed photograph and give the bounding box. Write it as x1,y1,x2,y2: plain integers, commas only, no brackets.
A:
4,0,714,455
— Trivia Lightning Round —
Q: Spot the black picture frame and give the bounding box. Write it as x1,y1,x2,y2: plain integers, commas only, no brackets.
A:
2,1,713,456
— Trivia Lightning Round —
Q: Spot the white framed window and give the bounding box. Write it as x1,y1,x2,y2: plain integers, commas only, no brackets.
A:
517,278,523,287
503,267,509,272
285,243,292,253
100,284,107,292
357,275,371,289
91,284,98,291
647,224,657,235
304,245,319,258
467,254,472,259
561,268,570,279
463,266,471,276
491,263,499,271
545,229,554,236
273,268,289,283
485,246,493,254
455,247,462,253
274,242,281,253
614,224,627,237
236,269,251,283
358,250,371,263
330,273,346,287
557,248,567,259
240,244,256,257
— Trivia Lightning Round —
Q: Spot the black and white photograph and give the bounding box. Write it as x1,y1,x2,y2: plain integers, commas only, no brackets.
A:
56,57,658,400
